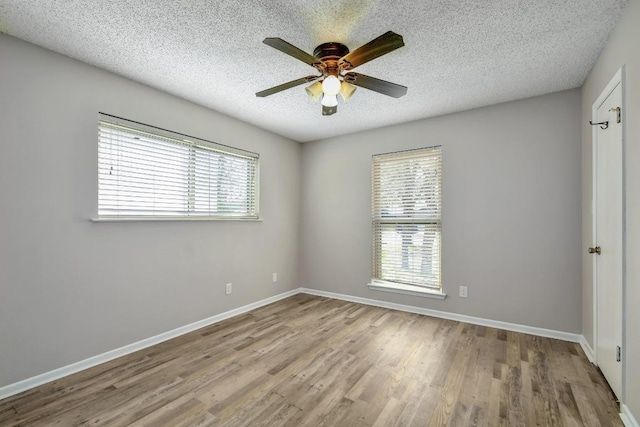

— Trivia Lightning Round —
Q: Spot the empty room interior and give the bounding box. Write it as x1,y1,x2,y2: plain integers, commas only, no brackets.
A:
0,1,639,426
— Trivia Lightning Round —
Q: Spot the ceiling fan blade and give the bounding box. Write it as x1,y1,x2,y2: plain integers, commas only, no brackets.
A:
263,38,321,67
322,105,337,116
344,73,407,98
256,76,320,97
338,31,404,70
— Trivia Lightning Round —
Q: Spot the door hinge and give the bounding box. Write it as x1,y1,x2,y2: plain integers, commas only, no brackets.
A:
609,107,621,123
616,346,621,362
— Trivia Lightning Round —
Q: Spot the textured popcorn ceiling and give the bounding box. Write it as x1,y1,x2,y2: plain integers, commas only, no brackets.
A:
0,0,628,142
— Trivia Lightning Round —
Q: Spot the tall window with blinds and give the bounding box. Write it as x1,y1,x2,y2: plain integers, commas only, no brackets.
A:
372,147,442,291
98,115,259,219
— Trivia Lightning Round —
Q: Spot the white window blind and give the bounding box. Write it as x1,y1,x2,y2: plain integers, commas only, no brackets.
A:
372,147,442,290
98,115,259,219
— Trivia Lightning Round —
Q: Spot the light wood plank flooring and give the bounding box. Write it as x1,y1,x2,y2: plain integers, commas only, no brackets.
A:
0,294,622,426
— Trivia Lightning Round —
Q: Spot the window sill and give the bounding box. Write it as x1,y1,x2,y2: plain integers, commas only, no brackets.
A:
367,281,446,300
91,216,263,222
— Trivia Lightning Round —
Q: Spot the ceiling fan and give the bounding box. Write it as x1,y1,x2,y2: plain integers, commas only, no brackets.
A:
256,31,408,116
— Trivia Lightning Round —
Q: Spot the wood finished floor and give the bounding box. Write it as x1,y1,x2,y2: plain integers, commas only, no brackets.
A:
0,294,622,427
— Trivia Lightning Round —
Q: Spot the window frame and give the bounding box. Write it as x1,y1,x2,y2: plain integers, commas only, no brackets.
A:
369,146,445,299
96,113,260,221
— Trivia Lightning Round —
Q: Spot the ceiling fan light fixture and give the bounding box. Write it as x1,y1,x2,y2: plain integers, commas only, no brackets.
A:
305,81,323,102
257,32,407,116
321,75,341,96
339,82,357,102
321,94,338,107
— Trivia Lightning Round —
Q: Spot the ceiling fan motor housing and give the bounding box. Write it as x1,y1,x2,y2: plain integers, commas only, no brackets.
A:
313,42,349,60
314,42,350,76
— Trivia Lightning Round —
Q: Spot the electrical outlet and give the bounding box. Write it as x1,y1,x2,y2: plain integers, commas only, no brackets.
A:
459,286,468,298
225,283,232,295
272,272,277,283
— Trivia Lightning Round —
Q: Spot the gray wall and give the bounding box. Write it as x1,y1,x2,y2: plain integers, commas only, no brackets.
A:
581,0,640,420
0,34,301,387
299,89,582,333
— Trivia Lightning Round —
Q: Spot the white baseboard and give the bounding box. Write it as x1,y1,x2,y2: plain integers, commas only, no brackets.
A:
0,286,594,403
621,404,640,427
0,289,298,401
299,288,582,343
579,335,596,363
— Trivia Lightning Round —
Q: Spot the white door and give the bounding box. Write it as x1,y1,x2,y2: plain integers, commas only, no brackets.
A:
593,75,623,400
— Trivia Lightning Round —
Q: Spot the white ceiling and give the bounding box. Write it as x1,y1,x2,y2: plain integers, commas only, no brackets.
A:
0,0,628,142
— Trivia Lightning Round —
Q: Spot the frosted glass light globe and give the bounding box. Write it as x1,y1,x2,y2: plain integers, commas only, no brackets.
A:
321,94,338,107
321,76,341,96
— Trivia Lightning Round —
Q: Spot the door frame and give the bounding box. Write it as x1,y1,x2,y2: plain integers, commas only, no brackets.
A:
591,66,626,400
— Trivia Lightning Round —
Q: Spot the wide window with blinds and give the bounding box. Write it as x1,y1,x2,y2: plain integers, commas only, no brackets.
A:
98,114,259,219
372,147,442,292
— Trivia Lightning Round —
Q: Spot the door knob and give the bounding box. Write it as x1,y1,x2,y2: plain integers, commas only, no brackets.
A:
588,246,601,255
